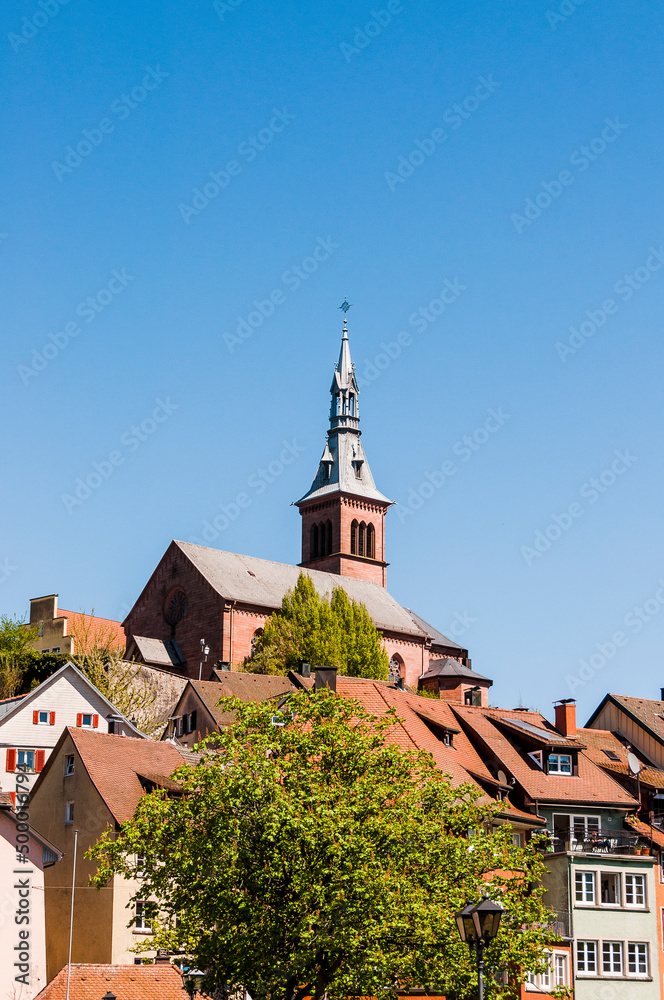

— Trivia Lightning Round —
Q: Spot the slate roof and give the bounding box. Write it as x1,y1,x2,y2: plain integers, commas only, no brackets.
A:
450,706,638,808
132,635,184,668
578,726,664,789
172,541,426,637
34,963,209,999
421,657,492,685
586,693,664,749
403,609,465,651
33,728,192,825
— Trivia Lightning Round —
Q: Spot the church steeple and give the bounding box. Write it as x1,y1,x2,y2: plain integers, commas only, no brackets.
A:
295,306,393,587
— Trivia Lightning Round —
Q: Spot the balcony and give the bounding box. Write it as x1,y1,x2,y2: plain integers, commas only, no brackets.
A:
538,832,653,856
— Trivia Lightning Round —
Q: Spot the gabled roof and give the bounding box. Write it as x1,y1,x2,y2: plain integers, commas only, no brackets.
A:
165,542,426,638
33,963,211,999
421,657,492,685
450,706,638,808
586,693,664,750
578,727,664,789
56,609,125,650
403,609,465,652
193,673,296,721
0,661,145,738
330,679,544,826
32,728,191,825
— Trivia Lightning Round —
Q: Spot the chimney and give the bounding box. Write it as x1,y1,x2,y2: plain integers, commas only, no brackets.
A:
660,688,664,702
314,666,337,693
297,660,311,678
554,698,576,737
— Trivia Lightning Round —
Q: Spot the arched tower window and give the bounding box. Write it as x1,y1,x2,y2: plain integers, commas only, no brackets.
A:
358,521,366,556
366,523,375,559
350,520,358,554
349,394,354,415
311,523,319,560
325,520,333,555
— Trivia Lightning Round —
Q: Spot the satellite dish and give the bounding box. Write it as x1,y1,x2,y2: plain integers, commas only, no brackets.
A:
628,753,642,776
497,770,507,785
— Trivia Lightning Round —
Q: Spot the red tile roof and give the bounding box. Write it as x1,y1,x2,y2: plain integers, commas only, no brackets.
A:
577,727,664,789
66,728,189,824
332,680,544,825
57,610,125,651
625,816,664,850
450,706,638,808
34,963,208,999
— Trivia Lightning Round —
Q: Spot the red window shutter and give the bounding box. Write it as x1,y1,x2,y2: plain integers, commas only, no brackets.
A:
33,710,39,725
10,791,16,808
49,711,55,725
6,749,16,772
36,749,46,772
76,713,83,727
93,714,99,729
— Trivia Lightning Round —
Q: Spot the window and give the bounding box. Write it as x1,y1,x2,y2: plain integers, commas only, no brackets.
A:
526,956,553,991
135,851,147,874
601,873,621,905
38,711,48,724
358,521,366,556
512,832,522,847
65,801,74,825
310,523,319,560
76,713,98,728
575,870,595,904
603,749,621,761
17,750,36,772
42,647,49,653
186,711,197,734
602,942,623,974
51,647,60,653
350,520,358,555
366,523,375,559
628,943,648,976
577,941,597,974
325,520,332,556
554,954,568,986
625,874,646,907
134,901,154,932
64,754,75,776
570,814,600,843
548,753,572,774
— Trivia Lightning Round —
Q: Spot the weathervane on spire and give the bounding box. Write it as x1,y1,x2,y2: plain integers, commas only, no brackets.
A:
339,298,352,314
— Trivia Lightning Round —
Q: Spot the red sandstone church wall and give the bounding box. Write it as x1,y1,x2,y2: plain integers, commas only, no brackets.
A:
382,634,428,688
124,544,227,678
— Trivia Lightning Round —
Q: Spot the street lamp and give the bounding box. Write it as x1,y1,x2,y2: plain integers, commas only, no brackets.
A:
455,897,504,1000
181,966,205,997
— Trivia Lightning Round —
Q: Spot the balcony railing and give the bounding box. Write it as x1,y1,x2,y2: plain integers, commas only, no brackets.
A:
538,832,653,856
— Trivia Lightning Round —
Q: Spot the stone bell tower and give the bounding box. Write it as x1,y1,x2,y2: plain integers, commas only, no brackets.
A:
295,306,393,587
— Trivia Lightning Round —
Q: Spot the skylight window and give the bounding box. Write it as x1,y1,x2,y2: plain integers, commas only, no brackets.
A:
602,749,621,761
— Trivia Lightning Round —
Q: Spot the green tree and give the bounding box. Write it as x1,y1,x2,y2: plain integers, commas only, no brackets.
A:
0,615,53,697
89,692,562,1000
250,572,389,679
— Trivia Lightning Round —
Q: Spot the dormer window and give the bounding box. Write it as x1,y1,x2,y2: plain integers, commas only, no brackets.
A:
548,753,573,775
353,460,363,479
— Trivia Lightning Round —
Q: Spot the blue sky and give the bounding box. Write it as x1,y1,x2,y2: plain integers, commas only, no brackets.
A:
3,0,664,723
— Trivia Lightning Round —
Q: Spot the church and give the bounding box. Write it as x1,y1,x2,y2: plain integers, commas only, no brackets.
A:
123,312,492,702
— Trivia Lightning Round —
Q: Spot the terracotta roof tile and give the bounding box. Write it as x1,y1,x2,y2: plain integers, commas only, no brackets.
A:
57,610,125,651
34,963,209,999
577,727,664,789
68,729,190,824
451,706,638,808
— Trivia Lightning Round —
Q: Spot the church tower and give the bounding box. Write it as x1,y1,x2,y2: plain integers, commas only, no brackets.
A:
296,309,393,587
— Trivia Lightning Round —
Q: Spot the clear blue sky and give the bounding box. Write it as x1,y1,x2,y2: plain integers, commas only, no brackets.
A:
3,0,664,724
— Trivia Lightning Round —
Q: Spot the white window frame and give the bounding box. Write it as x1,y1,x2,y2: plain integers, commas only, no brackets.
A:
627,942,649,977
575,870,596,904
602,941,623,975
548,753,573,774
600,871,621,906
64,754,75,776
134,901,153,932
577,940,598,975
65,801,74,825
80,713,93,728
625,873,646,908
554,953,568,987
37,710,49,724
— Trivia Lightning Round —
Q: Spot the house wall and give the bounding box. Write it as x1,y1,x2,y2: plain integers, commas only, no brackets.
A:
589,704,664,770
28,732,117,979
27,595,75,655
0,812,49,1000
570,855,659,1000
163,687,218,747
0,667,137,795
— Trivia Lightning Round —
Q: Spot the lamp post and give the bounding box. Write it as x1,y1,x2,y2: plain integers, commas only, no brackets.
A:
455,897,504,1000
198,640,210,681
181,966,205,998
